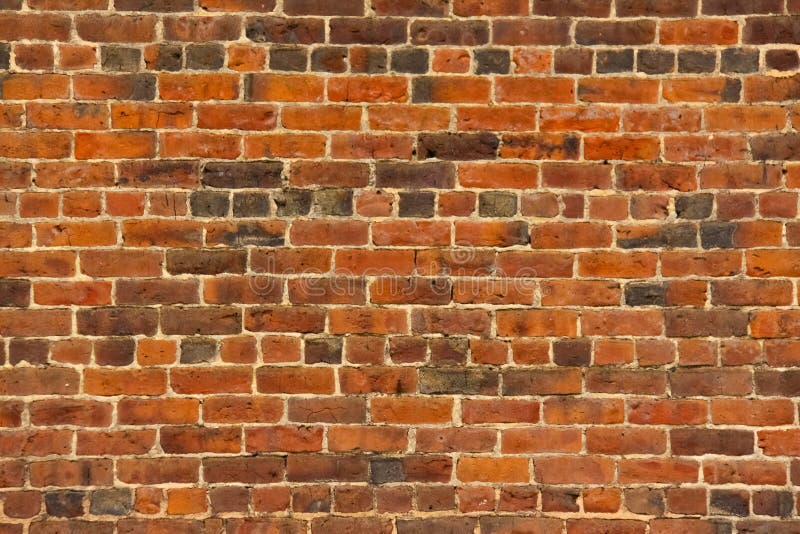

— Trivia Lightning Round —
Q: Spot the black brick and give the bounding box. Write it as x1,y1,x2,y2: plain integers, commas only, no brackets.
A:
202,162,283,189
418,133,499,161
190,191,229,217
399,191,435,218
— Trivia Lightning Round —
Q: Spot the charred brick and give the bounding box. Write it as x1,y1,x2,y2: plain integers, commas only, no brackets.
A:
275,189,312,216
269,46,307,71
625,283,666,306
312,189,353,217
479,191,517,217
246,17,326,44
0,279,30,307
89,488,132,516
233,192,270,218
399,191,435,218
190,191,229,217
638,49,674,74
202,162,283,189
475,49,510,74
311,46,347,72
418,368,498,395
101,47,141,72
45,492,84,518
678,50,716,73
305,337,343,364
186,44,225,70
722,48,760,73
376,162,455,189
180,337,217,364
676,194,714,219
418,133,499,161
700,222,735,249
391,47,429,74
553,339,591,366
95,337,136,366
597,49,634,73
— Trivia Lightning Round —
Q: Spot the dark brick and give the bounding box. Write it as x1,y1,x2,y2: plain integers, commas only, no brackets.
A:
418,368,498,395
418,133,499,161
190,191,229,217
117,0,194,10
676,194,714,219
704,0,783,14
410,20,489,46
625,283,666,306
391,48,429,74
755,370,800,396
233,192,270,218
311,46,347,72
0,279,30,307
700,222,735,249
597,49,634,73
211,487,250,514
330,18,407,45
77,307,159,336
625,488,665,515
665,309,749,337
479,191,517,217
616,0,697,17
167,249,247,275
722,48,760,73
162,306,242,336
0,43,10,71
202,162,283,188
429,337,468,365
397,518,477,534
145,44,183,71
710,490,750,516
180,337,217,364
350,46,387,73
305,337,343,365
285,0,363,15
475,49,510,74
370,458,404,484
751,133,800,160
766,49,799,70
269,46,307,71
553,339,591,366
576,20,657,45
207,222,284,247
95,338,136,366
246,16,326,44
373,0,449,16
744,16,800,44
101,47,141,72
533,0,611,17
638,49,674,74
542,488,579,512
186,44,225,70
753,491,794,518
678,50,716,73
618,223,697,248
399,191,435,218
312,189,353,217
555,48,593,74
45,492,84,518
721,78,742,102
376,162,455,189
275,189,312,216
671,428,754,456
89,488,132,516
8,338,48,365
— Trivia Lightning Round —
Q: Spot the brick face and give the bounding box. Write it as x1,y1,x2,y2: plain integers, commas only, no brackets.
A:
0,1,799,531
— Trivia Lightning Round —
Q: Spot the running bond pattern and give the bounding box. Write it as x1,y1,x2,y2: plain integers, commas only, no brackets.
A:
1,0,800,532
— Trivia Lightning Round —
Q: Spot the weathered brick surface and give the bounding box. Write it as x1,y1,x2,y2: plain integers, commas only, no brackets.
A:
0,1,799,531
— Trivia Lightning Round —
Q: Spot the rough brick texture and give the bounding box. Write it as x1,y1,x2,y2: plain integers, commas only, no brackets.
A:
1,0,800,532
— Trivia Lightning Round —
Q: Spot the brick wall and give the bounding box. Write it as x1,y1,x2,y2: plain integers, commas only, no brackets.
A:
1,0,800,532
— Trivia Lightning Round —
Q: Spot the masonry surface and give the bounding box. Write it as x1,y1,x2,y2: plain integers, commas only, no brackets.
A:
2,0,800,532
